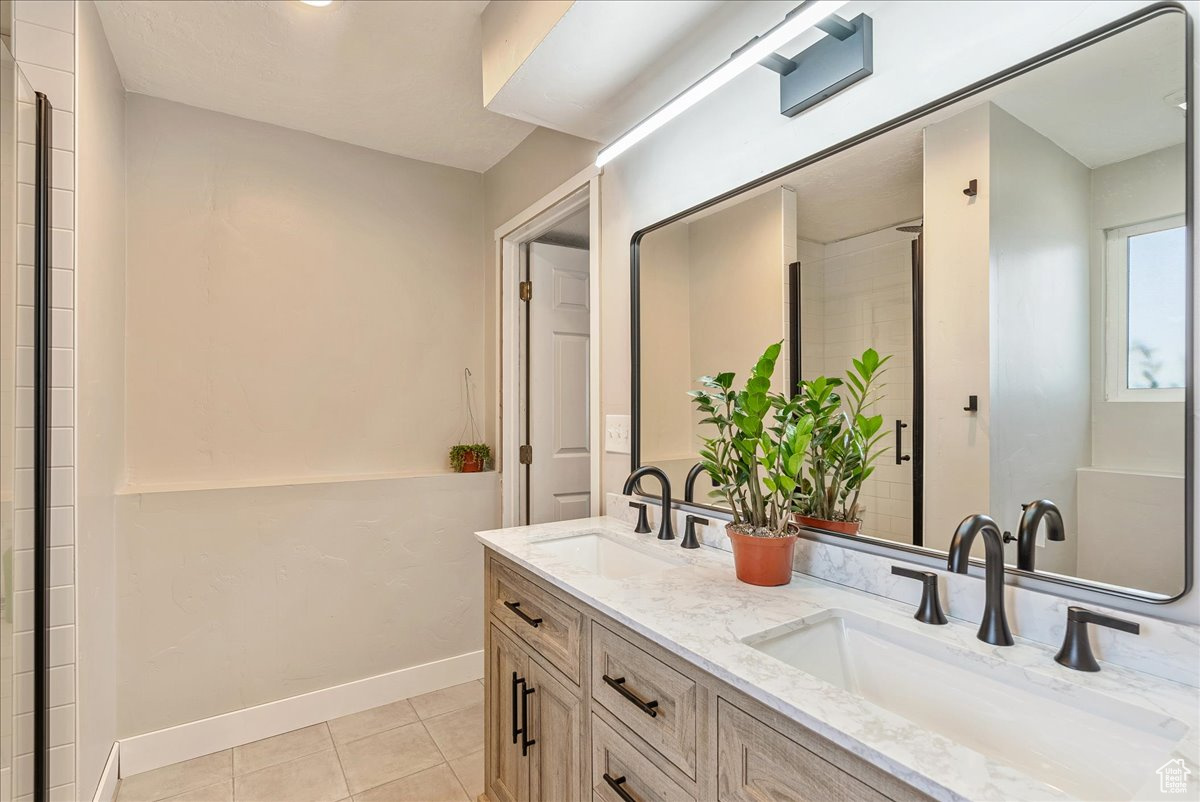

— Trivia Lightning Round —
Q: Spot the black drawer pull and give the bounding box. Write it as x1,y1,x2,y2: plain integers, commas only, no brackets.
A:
602,674,659,718
510,672,521,744
520,684,537,756
504,600,543,628
603,773,636,802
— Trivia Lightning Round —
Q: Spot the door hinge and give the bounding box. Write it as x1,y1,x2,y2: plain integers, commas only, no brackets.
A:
519,444,532,465
519,281,532,302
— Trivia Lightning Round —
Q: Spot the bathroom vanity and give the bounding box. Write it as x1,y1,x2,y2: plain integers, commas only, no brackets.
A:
477,518,1199,802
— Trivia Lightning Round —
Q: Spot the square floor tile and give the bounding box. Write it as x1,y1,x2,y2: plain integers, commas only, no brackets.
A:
234,724,332,776
448,750,483,801
336,721,442,795
233,748,347,802
409,682,482,720
353,764,467,802
163,780,233,802
117,751,231,802
328,700,418,747
423,703,483,762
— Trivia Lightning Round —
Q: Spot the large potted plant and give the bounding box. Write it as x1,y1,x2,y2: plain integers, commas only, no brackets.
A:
690,343,814,586
792,348,891,535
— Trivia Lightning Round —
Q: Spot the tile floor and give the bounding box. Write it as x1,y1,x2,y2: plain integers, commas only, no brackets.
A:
115,680,485,802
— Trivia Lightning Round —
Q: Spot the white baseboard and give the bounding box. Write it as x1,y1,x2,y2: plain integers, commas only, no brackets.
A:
92,743,120,802
118,650,484,778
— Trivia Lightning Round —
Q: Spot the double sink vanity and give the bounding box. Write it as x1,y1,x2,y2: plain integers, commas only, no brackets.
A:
476,515,1198,802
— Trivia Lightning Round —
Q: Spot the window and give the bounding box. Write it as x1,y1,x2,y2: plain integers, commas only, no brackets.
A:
1105,215,1186,401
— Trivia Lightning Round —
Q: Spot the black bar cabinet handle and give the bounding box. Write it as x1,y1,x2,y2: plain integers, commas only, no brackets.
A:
602,674,659,718
504,600,543,628
895,420,910,464
510,672,521,744
520,684,536,755
603,774,637,802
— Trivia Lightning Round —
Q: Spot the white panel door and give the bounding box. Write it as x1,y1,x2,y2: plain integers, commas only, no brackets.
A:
529,243,590,523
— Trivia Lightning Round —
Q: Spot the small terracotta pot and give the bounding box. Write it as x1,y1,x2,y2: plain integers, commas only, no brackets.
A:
793,514,860,536
726,525,797,587
459,452,483,473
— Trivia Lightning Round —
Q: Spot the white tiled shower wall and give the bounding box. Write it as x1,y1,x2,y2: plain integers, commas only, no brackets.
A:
9,1,76,800
798,226,916,544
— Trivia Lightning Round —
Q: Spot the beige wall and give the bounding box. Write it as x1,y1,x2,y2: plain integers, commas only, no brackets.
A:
920,103,992,551
76,0,124,793
115,473,497,737
124,94,486,488
1089,144,1186,474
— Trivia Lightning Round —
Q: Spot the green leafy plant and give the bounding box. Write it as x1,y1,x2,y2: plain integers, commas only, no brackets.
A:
793,348,891,524
690,342,814,536
449,443,492,471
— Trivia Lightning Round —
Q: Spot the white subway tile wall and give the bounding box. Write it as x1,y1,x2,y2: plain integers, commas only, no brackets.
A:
799,228,916,545
9,2,76,800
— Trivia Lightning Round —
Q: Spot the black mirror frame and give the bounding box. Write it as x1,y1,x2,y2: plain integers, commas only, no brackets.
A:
628,2,1194,605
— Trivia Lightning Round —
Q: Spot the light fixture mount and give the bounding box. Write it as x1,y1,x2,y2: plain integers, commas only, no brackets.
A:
765,13,873,117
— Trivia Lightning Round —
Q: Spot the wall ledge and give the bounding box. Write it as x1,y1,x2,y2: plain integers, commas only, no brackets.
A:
117,468,498,496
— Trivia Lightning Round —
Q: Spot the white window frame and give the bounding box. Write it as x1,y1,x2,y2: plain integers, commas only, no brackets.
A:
1104,214,1186,402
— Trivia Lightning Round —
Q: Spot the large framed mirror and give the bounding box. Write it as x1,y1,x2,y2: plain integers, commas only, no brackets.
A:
631,4,1191,602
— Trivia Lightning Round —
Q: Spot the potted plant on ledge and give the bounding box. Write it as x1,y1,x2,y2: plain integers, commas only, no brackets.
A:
449,443,491,473
792,348,891,536
690,342,814,586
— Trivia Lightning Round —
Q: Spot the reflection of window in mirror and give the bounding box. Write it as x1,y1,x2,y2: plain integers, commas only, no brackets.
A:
1104,215,1186,401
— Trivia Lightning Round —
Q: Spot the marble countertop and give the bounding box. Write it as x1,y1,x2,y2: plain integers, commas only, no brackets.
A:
476,516,1200,802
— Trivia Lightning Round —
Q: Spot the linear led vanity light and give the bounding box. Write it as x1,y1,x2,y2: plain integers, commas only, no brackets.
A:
595,0,850,167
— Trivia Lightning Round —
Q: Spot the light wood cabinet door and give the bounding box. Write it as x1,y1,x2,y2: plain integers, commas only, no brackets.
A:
527,660,583,802
591,623,698,778
717,700,892,802
488,626,529,802
490,561,584,684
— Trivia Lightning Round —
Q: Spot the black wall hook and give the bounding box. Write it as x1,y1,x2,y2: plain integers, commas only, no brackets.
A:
963,395,978,412
963,178,978,197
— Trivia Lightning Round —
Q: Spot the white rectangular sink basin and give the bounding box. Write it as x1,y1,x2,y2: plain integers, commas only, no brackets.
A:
744,609,1187,800
529,532,678,580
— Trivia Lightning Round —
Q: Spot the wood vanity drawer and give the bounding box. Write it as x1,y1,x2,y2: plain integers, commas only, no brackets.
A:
591,622,698,778
591,713,694,802
489,559,583,683
716,699,896,802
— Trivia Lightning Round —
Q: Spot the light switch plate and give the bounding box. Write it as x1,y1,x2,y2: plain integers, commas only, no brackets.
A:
605,414,631,454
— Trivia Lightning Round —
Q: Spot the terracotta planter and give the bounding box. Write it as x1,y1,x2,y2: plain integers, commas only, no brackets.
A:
726,525,797,587
793,513,860,536
459,452,483,473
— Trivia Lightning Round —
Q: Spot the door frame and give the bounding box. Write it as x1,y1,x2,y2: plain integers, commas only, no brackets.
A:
496,165,602,527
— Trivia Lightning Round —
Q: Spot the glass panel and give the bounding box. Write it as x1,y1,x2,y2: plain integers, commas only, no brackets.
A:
1127,225,1187,389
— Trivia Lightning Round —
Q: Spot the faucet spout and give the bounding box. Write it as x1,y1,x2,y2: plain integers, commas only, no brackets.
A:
1013,499,1065,572
623,466,675,540
947,514,1013,646
683,462,706,503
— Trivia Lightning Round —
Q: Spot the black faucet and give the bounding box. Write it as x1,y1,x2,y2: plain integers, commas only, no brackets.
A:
891,566,947,625
628,502,651,534
1054,606,1140,672
1003,499,1066,572
946,514,1013,646
684,462,706,503
681,515,708,549
623,466,675,540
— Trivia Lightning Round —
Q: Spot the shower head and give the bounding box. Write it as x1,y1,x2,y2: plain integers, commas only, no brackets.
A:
896,223,923,233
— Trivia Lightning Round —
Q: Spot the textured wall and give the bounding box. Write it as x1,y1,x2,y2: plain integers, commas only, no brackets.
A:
75,0,125,795
115,472,497,738
124,94,486,487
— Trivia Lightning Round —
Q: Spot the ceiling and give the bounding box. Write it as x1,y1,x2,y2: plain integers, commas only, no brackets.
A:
535,207,589,249
989,12,1185,169
94,0,536,172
